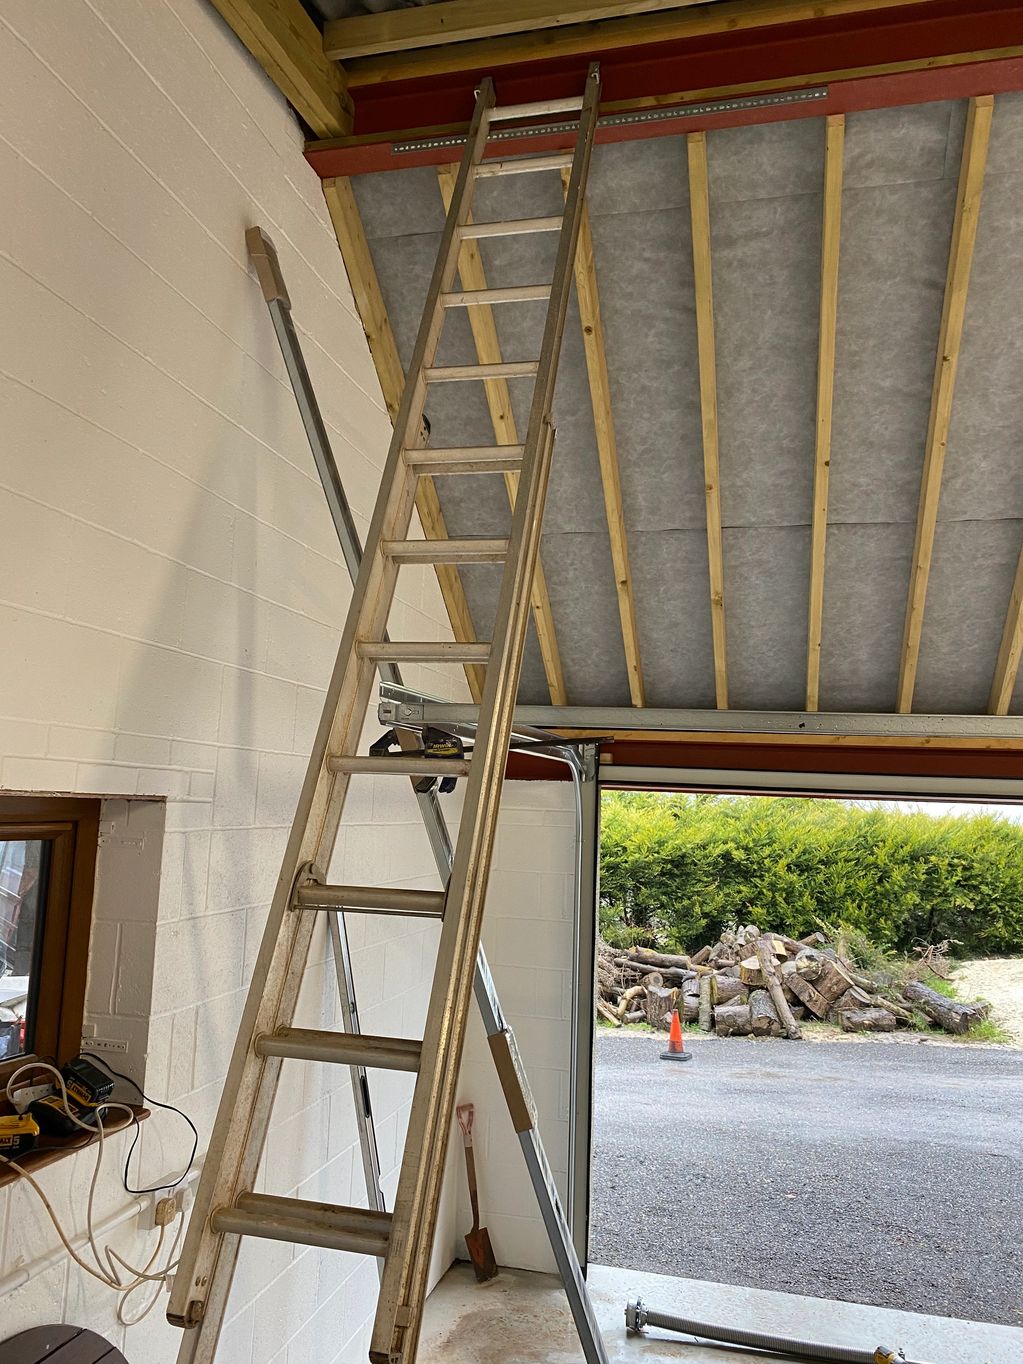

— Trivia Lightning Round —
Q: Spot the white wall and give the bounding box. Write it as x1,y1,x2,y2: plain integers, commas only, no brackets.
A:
0,0,468,1358
452,781,579,1273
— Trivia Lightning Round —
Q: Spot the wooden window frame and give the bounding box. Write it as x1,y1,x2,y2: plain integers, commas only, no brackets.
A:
0,794,100,1091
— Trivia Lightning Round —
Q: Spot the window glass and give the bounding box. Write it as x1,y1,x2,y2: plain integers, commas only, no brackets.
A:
0,838,51,1060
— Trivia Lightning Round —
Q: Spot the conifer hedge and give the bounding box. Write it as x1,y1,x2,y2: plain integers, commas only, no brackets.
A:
599,792,1023,957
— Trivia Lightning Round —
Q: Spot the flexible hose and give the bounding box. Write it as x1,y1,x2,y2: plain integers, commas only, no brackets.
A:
625,1299,935,1364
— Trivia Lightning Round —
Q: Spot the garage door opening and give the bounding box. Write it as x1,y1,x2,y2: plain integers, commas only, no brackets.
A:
588,782,1023,1342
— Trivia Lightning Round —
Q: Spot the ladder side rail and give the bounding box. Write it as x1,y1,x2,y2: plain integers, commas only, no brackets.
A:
169,85,497,1361
372,73,602,1363
247,225,387,1234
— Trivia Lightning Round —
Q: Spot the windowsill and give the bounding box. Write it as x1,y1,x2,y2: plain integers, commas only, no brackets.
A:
0,1104,149,1188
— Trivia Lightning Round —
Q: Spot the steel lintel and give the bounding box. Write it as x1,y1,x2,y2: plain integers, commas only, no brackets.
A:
306,1,1023,177
378,697,1023,742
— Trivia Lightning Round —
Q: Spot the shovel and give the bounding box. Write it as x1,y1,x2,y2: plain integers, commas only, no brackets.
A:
456,1102,498,1283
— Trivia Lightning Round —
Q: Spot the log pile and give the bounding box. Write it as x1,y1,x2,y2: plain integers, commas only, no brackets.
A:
597,927,990,1040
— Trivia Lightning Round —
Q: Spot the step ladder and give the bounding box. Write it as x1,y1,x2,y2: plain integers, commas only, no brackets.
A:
168,64,602,1364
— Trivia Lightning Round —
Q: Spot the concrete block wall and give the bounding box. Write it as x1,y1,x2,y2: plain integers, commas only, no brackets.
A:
0,0,467,1358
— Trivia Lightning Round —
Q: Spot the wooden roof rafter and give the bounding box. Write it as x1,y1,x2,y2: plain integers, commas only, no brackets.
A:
896,93,994,714
435,165,569,706
208,0,352,136
687,129,728,710
806,113,846,713
322,176,486,702
989,548,1023,715
559,170,646,708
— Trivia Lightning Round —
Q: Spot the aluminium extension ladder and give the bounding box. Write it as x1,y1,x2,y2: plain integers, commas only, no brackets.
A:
168,65,601,1364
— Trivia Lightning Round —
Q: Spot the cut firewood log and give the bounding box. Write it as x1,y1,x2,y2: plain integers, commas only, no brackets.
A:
613,959,693,986
596,999,622,1027
748,989,783,1037
902,980,990,1034
623,1009,645,1024
714,1003,753,1037
739,956,766,988
840,1008,897,1033
828,986,873,1017
698,973,717,1032
754,936,802,1039
776,934,805,957
799,931,827,948
713,976,749,1004
793,949,824,981
615,983,649,1020
680,996,700,1024
644,985,678,1030
691,945,712,966
869,993,913,1024
785,969,831,1019
626,946,692,971
815,960,857,1004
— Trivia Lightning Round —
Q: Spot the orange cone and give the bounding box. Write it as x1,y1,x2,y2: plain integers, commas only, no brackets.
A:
660,1008,692,1063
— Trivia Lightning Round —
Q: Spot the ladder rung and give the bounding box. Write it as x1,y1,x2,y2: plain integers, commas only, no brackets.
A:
490,96,584,122
424,362,538,383
405,445,525,474
254,1027,422,1071
327,755,472,778
475,153,574,177
213,1193,392,1257
458,216,562,240
294,883,446,918
382,537,509,563
358,640,491,663
441,285,552,307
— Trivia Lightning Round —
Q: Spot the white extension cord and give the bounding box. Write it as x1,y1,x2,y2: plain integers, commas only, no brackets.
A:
1,1061,185,1325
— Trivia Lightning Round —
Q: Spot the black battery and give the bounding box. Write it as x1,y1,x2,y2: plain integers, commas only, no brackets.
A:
29,1057,115,1138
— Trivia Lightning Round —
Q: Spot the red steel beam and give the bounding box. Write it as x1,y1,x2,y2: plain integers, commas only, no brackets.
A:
306,0,1023,177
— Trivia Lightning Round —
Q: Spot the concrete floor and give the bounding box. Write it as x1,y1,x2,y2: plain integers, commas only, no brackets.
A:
420,1261,1023,1363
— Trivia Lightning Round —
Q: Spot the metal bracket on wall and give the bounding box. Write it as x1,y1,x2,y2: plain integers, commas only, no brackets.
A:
246,226,609,1364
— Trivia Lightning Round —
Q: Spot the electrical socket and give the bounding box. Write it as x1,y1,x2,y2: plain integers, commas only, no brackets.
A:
10,1082,53,1113
82,1037,129,1054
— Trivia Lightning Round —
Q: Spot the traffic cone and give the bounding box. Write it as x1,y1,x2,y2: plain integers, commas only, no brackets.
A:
660,1008,692,1063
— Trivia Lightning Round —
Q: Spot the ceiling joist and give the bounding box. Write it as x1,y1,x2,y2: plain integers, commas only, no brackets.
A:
687,130,728,711
321,176,485,701
337,0,940,87
560,170,646,708
896,93,994,714
806,113,845,714
209,0,352,137
436,165,568,706
324,0,717,62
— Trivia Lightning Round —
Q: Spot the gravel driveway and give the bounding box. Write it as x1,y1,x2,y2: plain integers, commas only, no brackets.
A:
589,1032,1023,1326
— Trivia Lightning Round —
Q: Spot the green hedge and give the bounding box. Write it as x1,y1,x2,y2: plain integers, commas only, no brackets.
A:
599,792,1023,957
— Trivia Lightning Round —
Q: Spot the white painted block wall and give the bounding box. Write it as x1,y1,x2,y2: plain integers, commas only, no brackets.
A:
0,0,471,1358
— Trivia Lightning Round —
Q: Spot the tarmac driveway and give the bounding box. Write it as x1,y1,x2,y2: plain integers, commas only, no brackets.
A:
589,1032,1023,1326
